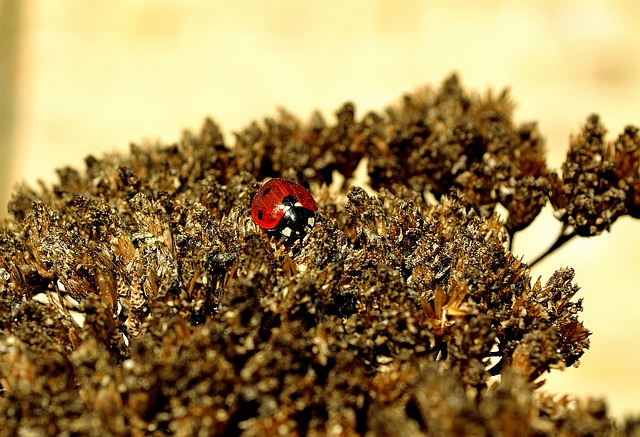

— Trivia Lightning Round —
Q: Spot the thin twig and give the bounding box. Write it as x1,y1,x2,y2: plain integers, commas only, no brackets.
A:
507,230,515,252
528,224,577,267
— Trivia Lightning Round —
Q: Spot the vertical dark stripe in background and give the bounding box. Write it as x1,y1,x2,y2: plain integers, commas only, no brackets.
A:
0,0,20,216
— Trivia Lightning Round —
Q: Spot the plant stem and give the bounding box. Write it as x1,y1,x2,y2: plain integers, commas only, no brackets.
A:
528,225,577,268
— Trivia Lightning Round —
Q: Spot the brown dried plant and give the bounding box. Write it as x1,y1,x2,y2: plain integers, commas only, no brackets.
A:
0,75,637,435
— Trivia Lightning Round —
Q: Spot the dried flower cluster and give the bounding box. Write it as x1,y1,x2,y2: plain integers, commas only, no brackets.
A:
0,75,638,435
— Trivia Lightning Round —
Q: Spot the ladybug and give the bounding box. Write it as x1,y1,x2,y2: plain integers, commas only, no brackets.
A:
251,178,318,242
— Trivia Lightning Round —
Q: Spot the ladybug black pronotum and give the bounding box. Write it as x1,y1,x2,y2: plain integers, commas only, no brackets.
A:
251,178,318,242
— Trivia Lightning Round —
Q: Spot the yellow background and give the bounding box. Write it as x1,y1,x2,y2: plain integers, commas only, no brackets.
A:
2,0,639,418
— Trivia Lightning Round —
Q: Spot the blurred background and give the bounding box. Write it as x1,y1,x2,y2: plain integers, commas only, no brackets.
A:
1,0,639,419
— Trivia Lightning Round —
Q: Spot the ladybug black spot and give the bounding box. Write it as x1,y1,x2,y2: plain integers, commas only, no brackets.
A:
282,194,299,207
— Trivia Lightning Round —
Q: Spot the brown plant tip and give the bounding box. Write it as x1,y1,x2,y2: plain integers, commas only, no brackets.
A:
369,75,550,236
613,125,640,218
550,114,627,237
0,75,635,435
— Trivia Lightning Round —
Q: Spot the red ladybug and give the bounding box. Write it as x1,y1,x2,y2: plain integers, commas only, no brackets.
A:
251,178,318,242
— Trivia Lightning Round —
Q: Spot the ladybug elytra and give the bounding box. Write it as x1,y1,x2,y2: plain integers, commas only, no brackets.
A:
251,178,318,242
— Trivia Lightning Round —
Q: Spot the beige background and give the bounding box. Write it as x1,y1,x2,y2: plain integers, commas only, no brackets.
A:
3,0,639,418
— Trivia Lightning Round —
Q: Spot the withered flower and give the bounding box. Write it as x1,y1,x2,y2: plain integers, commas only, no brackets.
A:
550,114,626,237
0,76,634,435
527,115,629,266
613,125,640,218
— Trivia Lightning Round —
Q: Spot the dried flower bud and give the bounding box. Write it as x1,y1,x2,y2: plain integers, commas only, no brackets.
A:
613,125,640,218
550,114,626,236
